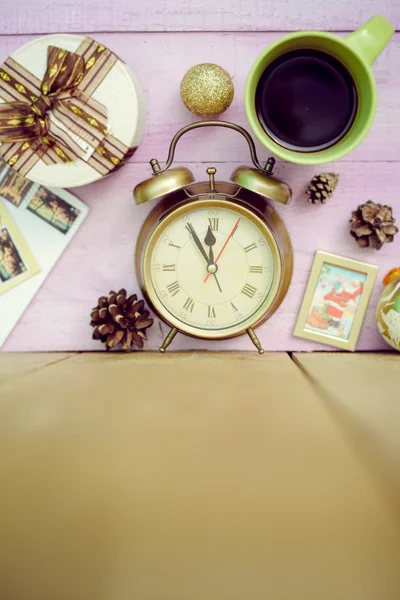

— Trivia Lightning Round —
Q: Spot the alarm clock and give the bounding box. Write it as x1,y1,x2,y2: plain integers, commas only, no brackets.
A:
133,121,293,353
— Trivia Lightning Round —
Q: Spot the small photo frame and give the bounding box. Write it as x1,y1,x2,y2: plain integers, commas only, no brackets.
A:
0,200,40,296
27,188,81,234
0,227,27,282
294,251,378,351
0,167,34,207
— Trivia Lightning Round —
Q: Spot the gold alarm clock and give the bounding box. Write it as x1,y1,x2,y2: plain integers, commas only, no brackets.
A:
134,121,293,353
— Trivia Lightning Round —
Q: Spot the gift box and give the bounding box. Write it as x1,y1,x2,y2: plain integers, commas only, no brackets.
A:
0,34,145,188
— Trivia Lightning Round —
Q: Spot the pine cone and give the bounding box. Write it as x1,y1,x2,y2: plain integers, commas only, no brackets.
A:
350,200,398,250
90,289,154,351
306,173,339,204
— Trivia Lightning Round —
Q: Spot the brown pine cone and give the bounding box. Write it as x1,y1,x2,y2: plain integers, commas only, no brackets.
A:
90,289,154,351
306,173,339,204
350,200,398,250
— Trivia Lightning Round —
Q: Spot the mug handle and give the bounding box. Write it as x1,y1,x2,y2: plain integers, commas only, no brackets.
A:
345,15,394,65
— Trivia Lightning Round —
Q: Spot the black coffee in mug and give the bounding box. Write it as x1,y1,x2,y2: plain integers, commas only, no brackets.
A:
255,49,358,152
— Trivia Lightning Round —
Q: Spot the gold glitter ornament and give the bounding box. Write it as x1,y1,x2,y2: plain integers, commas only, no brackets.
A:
180,63,234,118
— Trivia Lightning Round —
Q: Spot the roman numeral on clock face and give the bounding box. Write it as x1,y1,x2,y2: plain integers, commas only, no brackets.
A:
230,301,238,312
208,218,219,231
163,264,175,271
168,241,181,250
208,305,216,318
244,242,257,253
166,281,180,296
183,297,195,312
241,283,257,299
249,265,263,273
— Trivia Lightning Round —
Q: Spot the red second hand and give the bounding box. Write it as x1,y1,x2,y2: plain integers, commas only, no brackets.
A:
204,217,241,283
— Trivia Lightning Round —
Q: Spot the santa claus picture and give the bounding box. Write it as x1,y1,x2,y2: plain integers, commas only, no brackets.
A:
305,264,367,340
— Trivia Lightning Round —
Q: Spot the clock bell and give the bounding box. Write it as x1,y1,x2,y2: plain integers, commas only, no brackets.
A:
133,121,292,207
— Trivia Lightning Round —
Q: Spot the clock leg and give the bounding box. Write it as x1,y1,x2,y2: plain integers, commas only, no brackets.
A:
246,328,265,354
159,327,179,353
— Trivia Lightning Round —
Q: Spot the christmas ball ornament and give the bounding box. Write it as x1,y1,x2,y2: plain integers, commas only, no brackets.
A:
306,173,339,204
376,268,400,351
350,200,398,250
180,63,234,117
90,289,154,351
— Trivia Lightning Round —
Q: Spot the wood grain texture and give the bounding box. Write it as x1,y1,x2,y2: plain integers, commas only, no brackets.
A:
1,0,399,34
0,32,398,351
1,352,399,600
293,352,400,511
0,353,76,386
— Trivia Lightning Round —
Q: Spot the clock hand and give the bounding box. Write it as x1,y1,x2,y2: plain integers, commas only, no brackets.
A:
204,217,241,283
204,225,216,265
187,222,223,292
203,226,223,293
186,223,209,264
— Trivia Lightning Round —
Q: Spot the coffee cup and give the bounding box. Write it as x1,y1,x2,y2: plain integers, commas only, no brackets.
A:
245,15,394,165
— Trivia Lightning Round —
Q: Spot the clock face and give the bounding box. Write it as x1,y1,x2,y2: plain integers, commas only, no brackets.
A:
143,199,281,337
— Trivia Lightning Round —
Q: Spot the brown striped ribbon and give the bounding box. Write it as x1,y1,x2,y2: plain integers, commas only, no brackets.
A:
0,38,137,177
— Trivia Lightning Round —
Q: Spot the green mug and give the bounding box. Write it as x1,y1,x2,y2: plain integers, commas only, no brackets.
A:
245,15,394,165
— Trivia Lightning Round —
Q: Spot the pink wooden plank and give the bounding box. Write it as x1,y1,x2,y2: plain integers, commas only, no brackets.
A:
2,160,398,352
0,32,397,162
0,29,398,352
0,0,398,34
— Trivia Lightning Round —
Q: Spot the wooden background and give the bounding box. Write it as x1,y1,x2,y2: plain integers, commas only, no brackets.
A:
0,0,399,351
0,352,399,600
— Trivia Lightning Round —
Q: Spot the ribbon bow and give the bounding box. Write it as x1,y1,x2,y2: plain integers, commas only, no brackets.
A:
0,38,132,176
